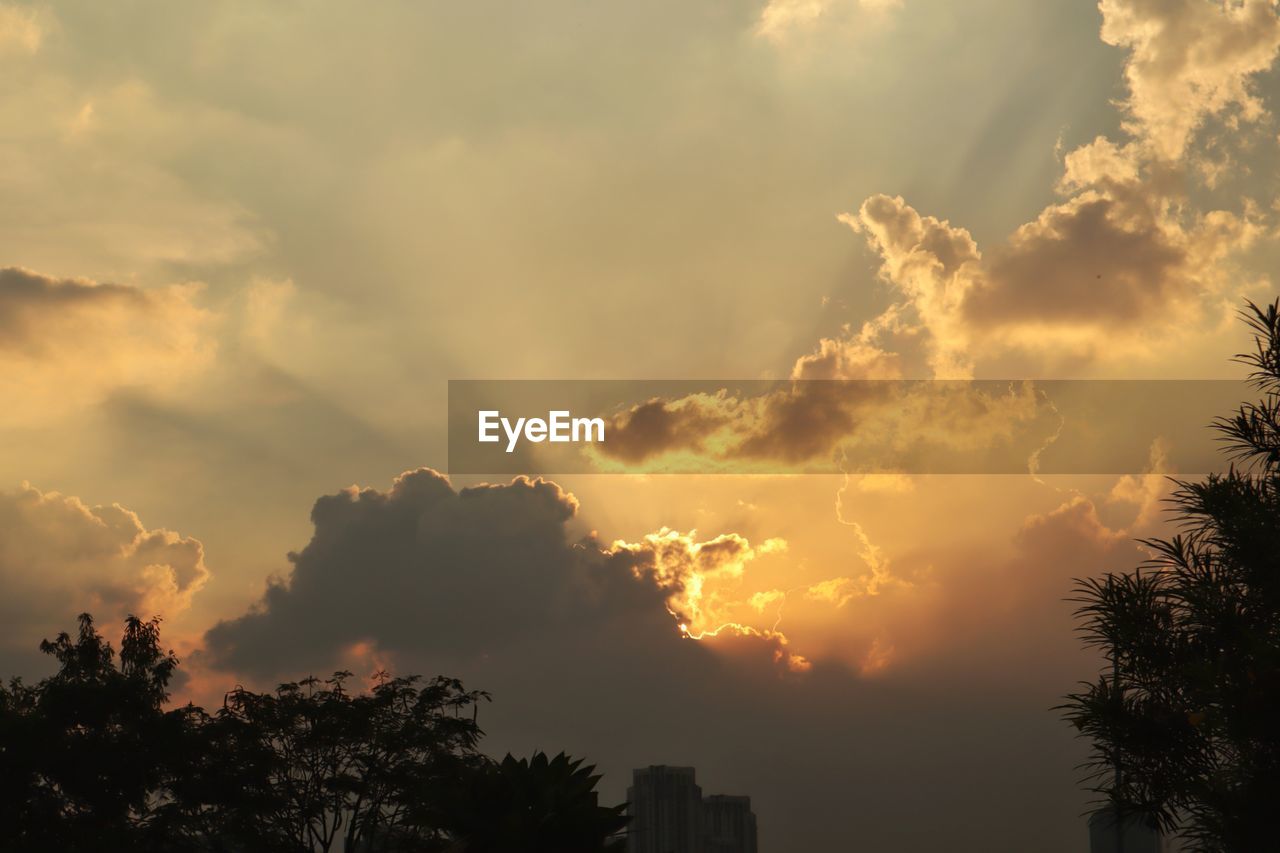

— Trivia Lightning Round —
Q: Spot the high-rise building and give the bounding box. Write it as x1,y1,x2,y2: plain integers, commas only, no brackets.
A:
701,794,758,853
626,766,758,853
1088,807,1166,853
628,766,704,853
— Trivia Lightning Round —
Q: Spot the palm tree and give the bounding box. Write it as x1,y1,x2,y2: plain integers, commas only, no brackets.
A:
437,752,628,853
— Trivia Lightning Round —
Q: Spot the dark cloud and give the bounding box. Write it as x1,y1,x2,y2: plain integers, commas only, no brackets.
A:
196,468,1136,851
203,468,744,676
601,398,732,464
588,381,1053,473
968,194,1186,326
733,381,891,463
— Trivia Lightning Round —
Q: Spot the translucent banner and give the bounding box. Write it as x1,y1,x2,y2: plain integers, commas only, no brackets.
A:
447,379,1250,475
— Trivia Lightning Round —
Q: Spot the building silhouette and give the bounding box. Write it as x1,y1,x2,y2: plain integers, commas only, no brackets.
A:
701,794,758,853
627,766,702,853
626,766,758,853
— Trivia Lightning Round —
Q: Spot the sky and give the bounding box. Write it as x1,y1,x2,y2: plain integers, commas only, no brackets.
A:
2,1,1280,850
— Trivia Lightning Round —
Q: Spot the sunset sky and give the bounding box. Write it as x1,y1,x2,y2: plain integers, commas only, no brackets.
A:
3,1,1280,850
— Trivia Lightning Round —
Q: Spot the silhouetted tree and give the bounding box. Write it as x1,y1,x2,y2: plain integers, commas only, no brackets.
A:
1062,301,1280,852
202,671,488,852
1,616,624,853
435,752,628,853
0,614,187,852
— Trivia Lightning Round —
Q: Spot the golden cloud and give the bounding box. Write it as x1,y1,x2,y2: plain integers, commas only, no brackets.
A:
842,149,1260,368
1100,0,1280,161
606,527,787,636
0,482,209,650
0,4,47,56
0,266,216,426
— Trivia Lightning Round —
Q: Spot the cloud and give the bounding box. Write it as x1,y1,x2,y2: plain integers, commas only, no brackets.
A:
605,527,800,655
0,266,215,426
1016,494,1128,556
817,483,1153,690
838,196,982,378
1106,438,1173,529
190,468,1122,851
822,2,1280,376
790,313,905,381
202,468,809,679
590,379,1052,473
240,276,299,349
849,472,915,493
189,468,1171,851
971,159,1258,331
0,73,266,279
842,145,1261,368
0,482,208,671
598,395,736,465
1100,0,1280,160
756,0,901,46
0,4,47,56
